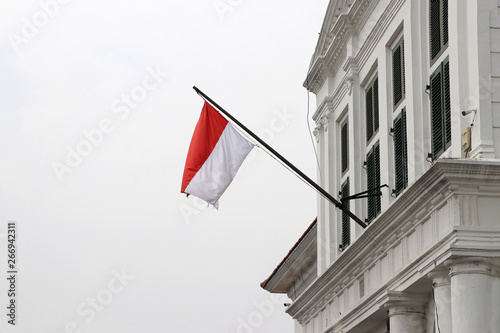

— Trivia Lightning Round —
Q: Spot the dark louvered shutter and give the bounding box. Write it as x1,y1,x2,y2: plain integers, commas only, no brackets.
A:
366,149,375,221
443,58,451,149
394,109,408,195
430,58,451,160
366,87,373,143
341,119,349,174
442,0,448,46
366,142,381,222
393,41,403,107
373,78,379,133
341,178,350,247
430,0,442,60
430,0,448,63
402,111,408,189
402,39,406,96
366,76,379,143
430,68,443,159
374,143,381,215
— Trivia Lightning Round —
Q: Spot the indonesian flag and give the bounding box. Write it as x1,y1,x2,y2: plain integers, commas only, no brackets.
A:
181,101,254,208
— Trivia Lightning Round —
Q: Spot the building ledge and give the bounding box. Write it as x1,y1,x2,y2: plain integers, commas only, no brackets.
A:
284,159,500,327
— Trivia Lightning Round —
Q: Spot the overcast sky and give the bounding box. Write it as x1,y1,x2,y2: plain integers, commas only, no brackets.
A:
0,1,328,332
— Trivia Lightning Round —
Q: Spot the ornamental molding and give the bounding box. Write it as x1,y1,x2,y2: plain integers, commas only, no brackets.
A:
383,291,428,316
352,0,405,79
304,0,407,94
313,95,335,123
314,0,357,62
345,73,354,95
312,73,350,123
343,56,359,75
319,110,332,132
312,126,322,142
427,268,450,287
313,104,335,137
322,0,356,56
445,257,494,277
305,0,375,93
286,160,500,326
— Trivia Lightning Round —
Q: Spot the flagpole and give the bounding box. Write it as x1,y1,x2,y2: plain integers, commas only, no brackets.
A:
193,86,368,229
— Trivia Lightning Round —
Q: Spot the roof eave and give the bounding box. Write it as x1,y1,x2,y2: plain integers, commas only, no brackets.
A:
261,218,317,293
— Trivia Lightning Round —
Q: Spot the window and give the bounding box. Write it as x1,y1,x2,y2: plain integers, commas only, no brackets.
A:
392,35,407,196
430,57,451,160
341,178,350,247
341,118,349,175
393,108,408,196
392,37,405,109
365,76,379,143
429,0,448,63
366,141,381,223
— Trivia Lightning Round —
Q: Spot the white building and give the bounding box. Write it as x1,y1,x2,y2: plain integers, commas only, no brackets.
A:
262,0,500,332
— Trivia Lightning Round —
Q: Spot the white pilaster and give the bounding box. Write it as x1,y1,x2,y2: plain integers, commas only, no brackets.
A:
345,58,363,240
316,122,327,276
407,0,427,179
325,110,338,266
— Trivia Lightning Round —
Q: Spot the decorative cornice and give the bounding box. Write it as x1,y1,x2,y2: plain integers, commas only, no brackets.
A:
286,160,500,324
304,0,408,95
313,95,334,123
353,0,405,76
312,73,350,123
305,0,377,93
313,0,357,63
343,55,358,73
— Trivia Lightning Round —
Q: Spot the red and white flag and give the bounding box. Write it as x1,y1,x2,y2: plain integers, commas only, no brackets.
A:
181,101,254,208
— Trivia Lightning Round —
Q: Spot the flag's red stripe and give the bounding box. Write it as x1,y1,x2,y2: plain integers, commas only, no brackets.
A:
181,101,229,193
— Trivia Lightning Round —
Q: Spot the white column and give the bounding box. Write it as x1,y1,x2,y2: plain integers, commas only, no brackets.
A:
445,257,496,333
428,268,452,333
384,292,427,333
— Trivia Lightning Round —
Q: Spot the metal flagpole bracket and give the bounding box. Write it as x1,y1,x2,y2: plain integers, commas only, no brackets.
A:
192,86,368,229
340,184,388,203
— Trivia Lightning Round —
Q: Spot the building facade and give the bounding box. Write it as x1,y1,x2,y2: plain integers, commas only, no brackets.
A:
262,0,500,332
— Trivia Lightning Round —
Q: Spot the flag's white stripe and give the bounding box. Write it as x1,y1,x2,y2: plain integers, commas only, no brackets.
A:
184,124,254,208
